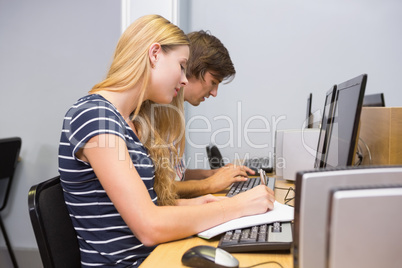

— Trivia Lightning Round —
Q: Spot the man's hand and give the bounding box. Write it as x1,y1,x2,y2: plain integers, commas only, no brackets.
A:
205,163,255,193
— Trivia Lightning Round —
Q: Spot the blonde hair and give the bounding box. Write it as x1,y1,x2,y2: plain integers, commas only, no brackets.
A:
134,90,185,206
90,15,189,206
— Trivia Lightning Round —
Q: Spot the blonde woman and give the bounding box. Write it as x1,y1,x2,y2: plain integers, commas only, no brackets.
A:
59,15,275,267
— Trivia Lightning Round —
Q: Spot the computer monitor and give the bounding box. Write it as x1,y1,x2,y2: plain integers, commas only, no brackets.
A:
314,86,337,168
324,74,367,167
327,185,402,268
363,93,385,107
305,93,313,128
293,166,402,268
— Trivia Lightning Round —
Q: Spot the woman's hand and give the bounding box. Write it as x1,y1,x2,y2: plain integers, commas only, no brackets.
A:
232,184,275,216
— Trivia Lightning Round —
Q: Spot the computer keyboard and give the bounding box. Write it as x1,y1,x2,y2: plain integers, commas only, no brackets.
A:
226,177,275,197
243,157,272,174
218,172,293,253
218,222,293,253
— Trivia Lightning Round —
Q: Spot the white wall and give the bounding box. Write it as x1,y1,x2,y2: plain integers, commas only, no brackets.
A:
0,0,121,256
124,0,179,27
184,0,402,168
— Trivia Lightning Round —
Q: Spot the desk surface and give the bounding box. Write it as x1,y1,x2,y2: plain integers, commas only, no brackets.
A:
140,177,295,268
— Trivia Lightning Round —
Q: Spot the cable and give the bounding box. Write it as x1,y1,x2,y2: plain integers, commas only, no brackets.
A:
354,149,363,166
240,261,284,268
358,137,372,165
275,186,295,207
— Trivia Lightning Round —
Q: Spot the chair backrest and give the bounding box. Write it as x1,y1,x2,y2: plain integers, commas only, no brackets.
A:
206,144,225,169
28,176,81,268
0,137,21,211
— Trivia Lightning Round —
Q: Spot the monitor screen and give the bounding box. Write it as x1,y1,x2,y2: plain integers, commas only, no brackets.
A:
314,86,337,168
325,74,367,167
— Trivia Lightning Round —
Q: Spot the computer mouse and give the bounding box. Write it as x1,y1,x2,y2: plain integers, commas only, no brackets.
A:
181,245,239,268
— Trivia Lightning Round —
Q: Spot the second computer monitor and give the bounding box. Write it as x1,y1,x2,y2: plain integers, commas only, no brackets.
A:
314,86,337,168
363,93,385,107
324,74,367,168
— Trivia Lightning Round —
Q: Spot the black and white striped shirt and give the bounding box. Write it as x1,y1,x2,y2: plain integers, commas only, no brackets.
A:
58,94,157,267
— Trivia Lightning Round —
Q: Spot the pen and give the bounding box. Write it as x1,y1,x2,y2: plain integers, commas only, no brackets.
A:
259,169,266,185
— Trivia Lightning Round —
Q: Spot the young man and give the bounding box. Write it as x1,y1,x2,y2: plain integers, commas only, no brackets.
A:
175,30,255,198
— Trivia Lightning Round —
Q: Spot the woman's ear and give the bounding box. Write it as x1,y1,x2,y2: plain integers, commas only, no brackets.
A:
149,43,161,67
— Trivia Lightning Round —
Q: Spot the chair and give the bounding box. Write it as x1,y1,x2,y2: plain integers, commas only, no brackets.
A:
0,137,22,268
206,144,225,169
28,176,81,268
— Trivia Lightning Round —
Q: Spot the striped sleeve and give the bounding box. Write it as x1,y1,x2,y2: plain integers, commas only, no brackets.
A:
64,99,126,159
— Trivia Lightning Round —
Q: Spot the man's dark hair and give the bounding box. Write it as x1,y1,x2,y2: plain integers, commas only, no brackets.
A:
186,30,235,83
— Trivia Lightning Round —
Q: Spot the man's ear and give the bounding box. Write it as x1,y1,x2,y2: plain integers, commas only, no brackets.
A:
149,43,162,66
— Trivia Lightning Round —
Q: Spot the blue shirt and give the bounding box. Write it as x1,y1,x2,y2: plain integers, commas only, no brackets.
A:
58,94,157,267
